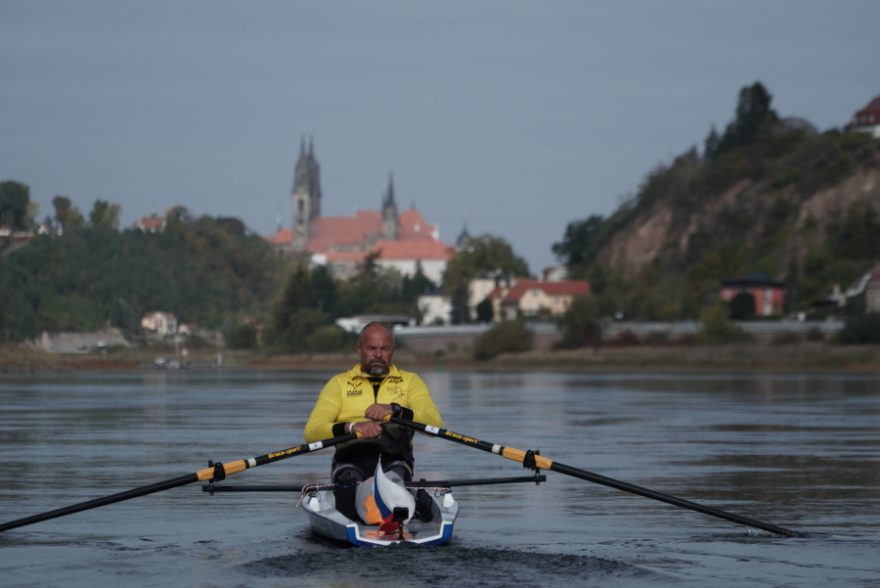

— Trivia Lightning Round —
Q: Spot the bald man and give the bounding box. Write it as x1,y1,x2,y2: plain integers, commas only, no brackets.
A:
304,322,443,486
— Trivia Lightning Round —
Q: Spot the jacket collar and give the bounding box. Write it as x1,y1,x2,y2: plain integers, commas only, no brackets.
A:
348,363,400,379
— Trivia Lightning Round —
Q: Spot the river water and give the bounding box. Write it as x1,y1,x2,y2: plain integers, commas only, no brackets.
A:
0,369,878,587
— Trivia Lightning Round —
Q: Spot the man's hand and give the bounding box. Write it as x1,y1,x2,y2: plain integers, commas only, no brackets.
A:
351,404,394,438
351,420,383,438
365,403,394,421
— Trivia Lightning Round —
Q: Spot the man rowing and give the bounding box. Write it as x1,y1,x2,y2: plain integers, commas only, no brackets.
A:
304,321,443,517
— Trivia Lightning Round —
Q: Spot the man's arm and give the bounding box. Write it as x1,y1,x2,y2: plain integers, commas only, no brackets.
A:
304,378,344,442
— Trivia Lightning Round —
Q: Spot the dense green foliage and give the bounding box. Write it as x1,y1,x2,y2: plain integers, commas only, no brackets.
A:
266,261,436,352
0,181,33,230
838,314,880,344
0,214,285,341
554,82,880,320
555,295,602,349
729,291,756,320
697,304,753,343
473,320,533,360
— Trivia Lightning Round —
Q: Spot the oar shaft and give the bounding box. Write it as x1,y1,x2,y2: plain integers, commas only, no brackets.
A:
0,474,197,533
0,432,358,533
390,416,802,538
202,474,547,493
549,462,800,537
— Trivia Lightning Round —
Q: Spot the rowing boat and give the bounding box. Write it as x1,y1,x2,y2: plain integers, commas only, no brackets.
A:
299,482,458,547
201,473,544,547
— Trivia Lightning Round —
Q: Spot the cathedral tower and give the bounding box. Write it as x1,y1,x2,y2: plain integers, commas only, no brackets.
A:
292,137,322,252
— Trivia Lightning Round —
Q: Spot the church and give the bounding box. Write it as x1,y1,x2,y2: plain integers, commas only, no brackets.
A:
266,140,453,283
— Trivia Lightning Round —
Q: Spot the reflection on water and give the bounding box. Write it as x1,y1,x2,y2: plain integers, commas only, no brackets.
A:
0,370,879,587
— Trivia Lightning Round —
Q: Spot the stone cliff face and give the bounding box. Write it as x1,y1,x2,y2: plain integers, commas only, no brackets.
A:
598,151,880,274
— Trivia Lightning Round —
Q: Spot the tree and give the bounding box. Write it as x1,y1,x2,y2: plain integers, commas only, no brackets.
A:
703,125,721,159
442,234,530,322
552,214,606,275
0,181,32,230
685,250,723,314
52,195,84,230
0,213,285,341
729,291,756,320
88,200,121,230
401,261,435,304
310,264,338,316
473,320,533,360
475,297,493,323
164,205,193,227
556,295,602,348
697,304,751,343
448,286,469,324
713,81,778,157
827,203,880,261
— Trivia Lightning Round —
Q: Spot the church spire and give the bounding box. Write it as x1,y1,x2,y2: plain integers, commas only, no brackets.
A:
381,172,399,240
292,136,322,251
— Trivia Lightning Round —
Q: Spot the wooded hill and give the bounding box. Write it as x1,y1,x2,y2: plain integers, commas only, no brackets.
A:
553,82,880,320
0,213,285,342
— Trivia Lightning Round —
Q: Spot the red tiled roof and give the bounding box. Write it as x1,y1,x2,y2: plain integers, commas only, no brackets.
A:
486,286,505,301
135,215,166,230
372,239,452,261
266,228,293,245
398,209,438,240
307,213,382,252
501,279,591,303
265,206,450,261
848,95,880,128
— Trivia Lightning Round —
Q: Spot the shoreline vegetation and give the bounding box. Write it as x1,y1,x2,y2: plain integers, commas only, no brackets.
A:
1,342,879,375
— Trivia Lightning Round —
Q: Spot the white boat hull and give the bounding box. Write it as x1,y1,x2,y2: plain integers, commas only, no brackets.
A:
300,485,458,547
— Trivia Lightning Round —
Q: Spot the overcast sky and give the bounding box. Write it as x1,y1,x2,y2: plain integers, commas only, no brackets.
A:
1,1,877,273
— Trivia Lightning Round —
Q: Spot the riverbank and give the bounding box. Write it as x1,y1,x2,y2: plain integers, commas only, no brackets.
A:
2,341,879,374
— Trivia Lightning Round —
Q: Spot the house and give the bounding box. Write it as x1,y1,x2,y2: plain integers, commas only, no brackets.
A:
846,95,880,138
134,215,167,233
266,140,452,281
488,279,591,320
371,238,451,285
417,293,453,325
468,272,514,320
141,311,178,337
719,273,786,317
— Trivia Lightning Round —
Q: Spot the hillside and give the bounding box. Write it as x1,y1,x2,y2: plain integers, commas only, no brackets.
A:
0,214,285,342
555,83,880,319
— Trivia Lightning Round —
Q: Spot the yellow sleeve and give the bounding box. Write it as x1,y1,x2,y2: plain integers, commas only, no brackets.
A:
304,376,343,442
406,373,443,428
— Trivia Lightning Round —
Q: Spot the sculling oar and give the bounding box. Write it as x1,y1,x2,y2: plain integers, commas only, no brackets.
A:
388,416,803,538
0,432,359,533
202,473,547,493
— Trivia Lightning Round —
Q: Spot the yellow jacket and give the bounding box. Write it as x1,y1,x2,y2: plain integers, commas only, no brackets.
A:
304,363,443,444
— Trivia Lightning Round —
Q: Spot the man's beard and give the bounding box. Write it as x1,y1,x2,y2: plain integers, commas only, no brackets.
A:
365,360,388,376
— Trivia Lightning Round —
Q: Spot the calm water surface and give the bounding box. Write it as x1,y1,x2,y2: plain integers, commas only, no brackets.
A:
0,369,878,587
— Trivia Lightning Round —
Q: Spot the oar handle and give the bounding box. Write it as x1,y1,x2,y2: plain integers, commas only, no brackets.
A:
389,416,803,538
388,417,554,469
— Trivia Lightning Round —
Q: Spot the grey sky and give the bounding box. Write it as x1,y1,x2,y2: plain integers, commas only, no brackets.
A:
1,1,877,274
